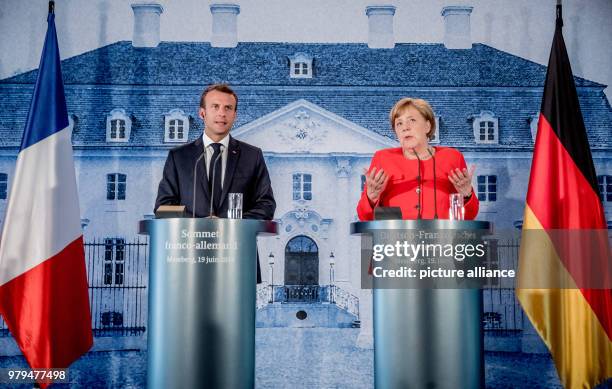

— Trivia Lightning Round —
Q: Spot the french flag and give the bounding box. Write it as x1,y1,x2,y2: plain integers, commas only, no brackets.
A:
0,6,93,385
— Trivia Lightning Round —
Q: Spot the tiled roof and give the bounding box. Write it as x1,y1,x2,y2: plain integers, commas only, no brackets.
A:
1,41,602,87
0,85,609,149
0,42,609,150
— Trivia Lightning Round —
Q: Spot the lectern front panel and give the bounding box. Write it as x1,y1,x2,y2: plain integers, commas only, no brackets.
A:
140,218,276,389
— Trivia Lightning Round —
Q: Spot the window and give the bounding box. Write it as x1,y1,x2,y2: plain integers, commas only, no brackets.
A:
293,173,312,201
106,109,131,142
288,52,313,79
598,175,612,202
104,238,125,285
478,121,495,141
168,119,184,139
0,173,7,200
110,119,125,139
294,62,308,76
107,173,126,200
472,111,499,144
477,175,497,202
164,109,189,143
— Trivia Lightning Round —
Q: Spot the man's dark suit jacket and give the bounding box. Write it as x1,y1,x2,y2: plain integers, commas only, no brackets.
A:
155,135,276,283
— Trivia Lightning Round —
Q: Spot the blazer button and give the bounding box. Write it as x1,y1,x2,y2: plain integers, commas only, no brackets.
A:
416,187,421,194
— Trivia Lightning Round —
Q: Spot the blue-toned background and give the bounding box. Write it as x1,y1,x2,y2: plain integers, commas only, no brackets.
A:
0,1,611,388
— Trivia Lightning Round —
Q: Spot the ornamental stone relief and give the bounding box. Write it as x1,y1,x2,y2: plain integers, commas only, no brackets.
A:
335,158,352,178
275,110,328,152
277,207,332,240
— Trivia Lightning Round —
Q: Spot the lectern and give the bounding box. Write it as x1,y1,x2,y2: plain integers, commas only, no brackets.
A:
351,219,491,389
139,218,277,389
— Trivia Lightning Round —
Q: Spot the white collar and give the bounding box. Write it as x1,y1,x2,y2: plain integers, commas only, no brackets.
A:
202,132,230,149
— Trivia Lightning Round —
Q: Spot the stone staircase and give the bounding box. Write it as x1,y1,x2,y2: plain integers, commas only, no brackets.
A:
256,284,359,328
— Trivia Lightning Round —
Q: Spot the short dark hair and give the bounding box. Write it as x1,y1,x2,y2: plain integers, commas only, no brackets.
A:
199,84,238,111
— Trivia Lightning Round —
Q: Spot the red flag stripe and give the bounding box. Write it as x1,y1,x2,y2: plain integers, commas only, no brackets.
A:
527,114,606,230
525,114,612,338
0,236,93,369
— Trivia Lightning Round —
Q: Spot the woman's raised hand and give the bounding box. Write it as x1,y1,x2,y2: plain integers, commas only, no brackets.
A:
365,167,389,206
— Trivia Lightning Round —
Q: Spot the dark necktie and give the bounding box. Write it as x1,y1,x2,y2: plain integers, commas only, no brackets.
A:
208,143,223,215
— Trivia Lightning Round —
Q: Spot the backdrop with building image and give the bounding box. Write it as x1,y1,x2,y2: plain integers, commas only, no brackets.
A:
0,0,610,385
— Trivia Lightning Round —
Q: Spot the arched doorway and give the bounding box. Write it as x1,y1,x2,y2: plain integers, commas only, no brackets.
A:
284,235,319,286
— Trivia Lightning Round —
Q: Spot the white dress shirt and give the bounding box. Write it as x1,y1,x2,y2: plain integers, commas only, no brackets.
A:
202,133,230,188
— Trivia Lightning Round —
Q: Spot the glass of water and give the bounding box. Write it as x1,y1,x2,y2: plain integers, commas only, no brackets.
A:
449,193,465,221
228,193,243,219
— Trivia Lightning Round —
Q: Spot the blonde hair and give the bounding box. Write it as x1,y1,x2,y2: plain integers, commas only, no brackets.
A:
389,98,436,140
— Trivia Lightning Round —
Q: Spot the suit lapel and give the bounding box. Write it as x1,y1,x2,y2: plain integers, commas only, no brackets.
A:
193,137,211,203
219,136,240,209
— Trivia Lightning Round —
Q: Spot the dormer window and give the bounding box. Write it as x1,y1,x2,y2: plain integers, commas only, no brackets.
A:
288,53,313,79
294,62,308,76
106,109,131,143
472,111,499,144
111,120,125,138
164,109,189,143
529,114,540,142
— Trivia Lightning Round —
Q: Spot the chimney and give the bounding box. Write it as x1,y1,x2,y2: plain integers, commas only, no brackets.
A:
131,2,164,48
441,6,473,49
210,3,240,48
365,5,396,49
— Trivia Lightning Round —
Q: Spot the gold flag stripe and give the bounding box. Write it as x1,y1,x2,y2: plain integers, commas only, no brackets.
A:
517,206,612,388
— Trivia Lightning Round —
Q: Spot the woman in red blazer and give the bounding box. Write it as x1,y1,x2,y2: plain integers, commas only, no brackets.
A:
357,98,479,221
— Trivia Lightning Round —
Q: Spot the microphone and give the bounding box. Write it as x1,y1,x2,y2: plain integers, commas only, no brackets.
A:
412,149,422,219
208,148,224,218
192,151,206,218
427,147,438,219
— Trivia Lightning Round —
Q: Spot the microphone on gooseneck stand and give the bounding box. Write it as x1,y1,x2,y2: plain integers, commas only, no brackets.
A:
427,147,438,219
208,149,223,218
192,151,206,218
413,149,422,219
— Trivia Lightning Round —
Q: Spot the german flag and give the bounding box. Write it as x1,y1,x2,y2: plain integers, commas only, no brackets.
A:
516,4,611,388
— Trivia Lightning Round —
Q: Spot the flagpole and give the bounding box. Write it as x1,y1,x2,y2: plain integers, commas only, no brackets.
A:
556,0,563,27
49,1,54,14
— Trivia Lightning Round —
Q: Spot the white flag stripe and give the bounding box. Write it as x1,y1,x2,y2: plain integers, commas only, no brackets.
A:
0,127,82,285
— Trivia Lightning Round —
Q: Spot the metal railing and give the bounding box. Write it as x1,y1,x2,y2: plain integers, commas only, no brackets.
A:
331,286,360,318
257,284,360,318
284,285,320,302
0,237,149,338
86,237,148,336
482,238,523,332
6,234,608,337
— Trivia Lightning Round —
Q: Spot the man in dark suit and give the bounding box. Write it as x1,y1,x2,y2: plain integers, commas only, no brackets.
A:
155,84,276,282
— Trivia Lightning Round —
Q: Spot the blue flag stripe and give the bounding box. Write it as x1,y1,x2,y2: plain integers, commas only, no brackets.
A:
20,14,69,152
